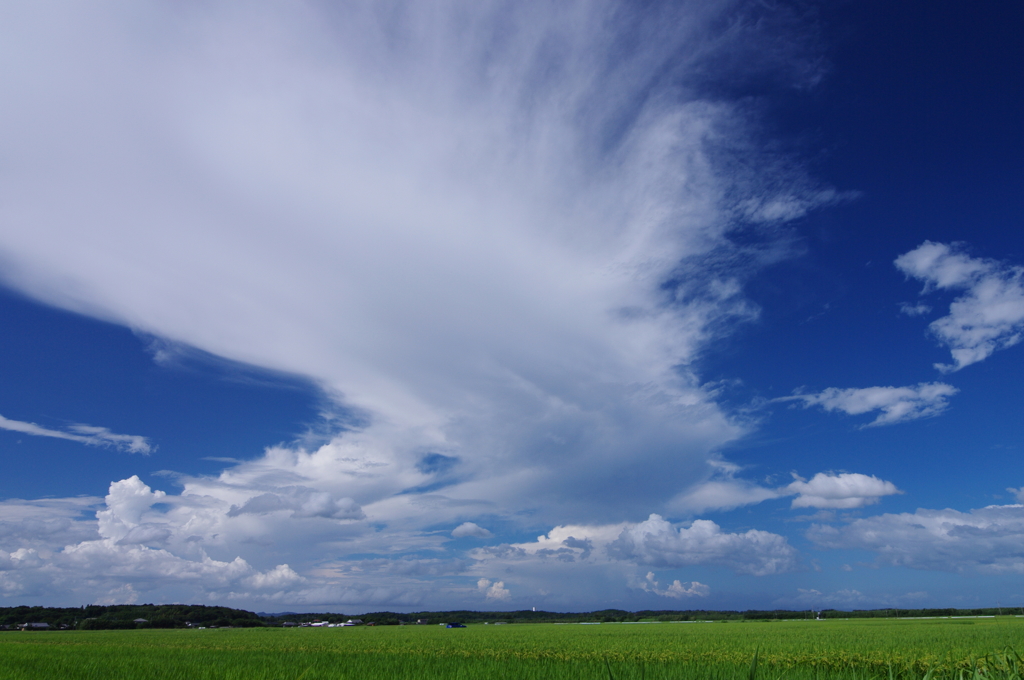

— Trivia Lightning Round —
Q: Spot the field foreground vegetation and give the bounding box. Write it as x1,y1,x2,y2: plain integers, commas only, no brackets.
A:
2,616,1023,680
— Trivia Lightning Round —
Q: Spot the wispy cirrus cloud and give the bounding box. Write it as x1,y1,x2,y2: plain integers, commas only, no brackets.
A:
781,382,958,427
899,302,931,317
0,0,834,608
896,241,1024,372
0,0,833,530
0,413,152,454
666,460,781,514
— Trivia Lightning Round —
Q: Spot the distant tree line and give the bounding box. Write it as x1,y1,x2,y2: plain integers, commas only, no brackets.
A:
3,604,1019,630
0,604,261,630
343,607,1020,624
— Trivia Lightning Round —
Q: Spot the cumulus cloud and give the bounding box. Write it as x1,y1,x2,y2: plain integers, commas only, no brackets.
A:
477,578,511,601
0,414,152,453
807,504,1024,573
784,383,958,427
0,534,304,604
471,514,797,576
477,578,509,602
452,522,493,539
454,514,795,609
608,514,797,575
783,473,901,509
635,571,710,599
896,241,1024,372
0,475,417,605
0,473,804,608
0,465,896,607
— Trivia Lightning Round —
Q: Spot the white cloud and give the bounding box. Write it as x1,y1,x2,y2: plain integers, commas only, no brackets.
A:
0,533,306,603
669,465,901,513
667,460,780,514
0,1,831,606
773,588,929,609
783,473,901,509
452,522,493,539
454,513,794,609
738,188,858,224
0,0,828,528
477,578,511,601
788,588,867,607
784,383,958,427
1007,488,1024,503
807,504,1024,573
899,302,932,317
467,513,797,577
608,514,797,575
635,571,710,599
1,465,906,607
227,490,363,520
0,475,420,605
668,479,780,514
0,413,152,453
896,241,1024,372
0,496,102,552
0,473,802,608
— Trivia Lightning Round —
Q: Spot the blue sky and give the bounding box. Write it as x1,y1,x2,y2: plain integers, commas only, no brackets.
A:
0,0,1021,613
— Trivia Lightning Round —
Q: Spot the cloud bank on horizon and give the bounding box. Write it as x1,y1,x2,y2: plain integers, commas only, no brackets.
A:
0,1,1021,610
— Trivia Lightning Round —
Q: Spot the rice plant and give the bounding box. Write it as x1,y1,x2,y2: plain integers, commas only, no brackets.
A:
1,616,1022,680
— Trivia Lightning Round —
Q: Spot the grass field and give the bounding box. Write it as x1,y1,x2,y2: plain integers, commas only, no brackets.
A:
2,617,1023,680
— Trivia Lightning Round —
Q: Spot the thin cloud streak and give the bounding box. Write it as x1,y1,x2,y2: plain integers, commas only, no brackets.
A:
780,383,958,427
0,414,152,454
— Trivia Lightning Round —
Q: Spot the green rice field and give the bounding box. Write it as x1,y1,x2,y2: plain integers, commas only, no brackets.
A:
2,617,1023,680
